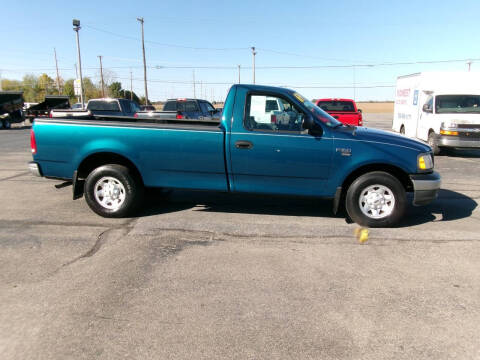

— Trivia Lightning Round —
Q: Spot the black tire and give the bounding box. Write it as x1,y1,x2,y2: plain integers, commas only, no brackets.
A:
400,125,405,135
345,171,406,227
428,131,442,155
4,119,11,129
84,164,144,217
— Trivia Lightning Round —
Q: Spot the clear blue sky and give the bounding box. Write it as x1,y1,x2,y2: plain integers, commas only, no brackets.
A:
1,0,479,101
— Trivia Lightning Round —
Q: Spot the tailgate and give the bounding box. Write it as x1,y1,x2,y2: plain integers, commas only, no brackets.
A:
328,112,361,125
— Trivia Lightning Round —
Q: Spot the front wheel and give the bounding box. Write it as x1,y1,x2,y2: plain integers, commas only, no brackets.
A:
428,131,442,155
84,164,144,217
345,171,406,227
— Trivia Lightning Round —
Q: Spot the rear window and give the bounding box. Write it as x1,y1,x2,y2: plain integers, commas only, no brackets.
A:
317,101,355,112
163,101,177,111
87,100,120,112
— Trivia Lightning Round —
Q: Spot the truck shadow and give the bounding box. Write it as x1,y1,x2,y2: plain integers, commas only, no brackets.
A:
141,189,477,227
398,189,477,227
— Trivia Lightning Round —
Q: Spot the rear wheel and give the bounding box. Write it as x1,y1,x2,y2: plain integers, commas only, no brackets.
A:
84,164,144,217
3,119,11,129
400,125,405,134
345,171,406,227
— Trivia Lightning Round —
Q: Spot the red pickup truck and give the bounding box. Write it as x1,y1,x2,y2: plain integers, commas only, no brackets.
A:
315,98,363,126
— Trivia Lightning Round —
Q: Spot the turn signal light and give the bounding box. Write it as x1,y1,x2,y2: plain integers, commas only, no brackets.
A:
440,129,458,136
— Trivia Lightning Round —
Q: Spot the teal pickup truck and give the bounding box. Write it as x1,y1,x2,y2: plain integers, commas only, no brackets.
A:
29,84,441,227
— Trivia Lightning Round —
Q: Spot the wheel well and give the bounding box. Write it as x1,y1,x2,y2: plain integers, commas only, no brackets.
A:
341,164,413,195
77,152,143,185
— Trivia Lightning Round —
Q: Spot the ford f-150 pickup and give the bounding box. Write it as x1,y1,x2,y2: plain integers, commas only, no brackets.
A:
29,84,441,227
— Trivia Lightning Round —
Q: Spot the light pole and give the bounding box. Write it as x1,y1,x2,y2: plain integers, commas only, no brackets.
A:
98,55,105,97
251,47,257,84
137,17,149,105
73,19,84,108
238,64,241,84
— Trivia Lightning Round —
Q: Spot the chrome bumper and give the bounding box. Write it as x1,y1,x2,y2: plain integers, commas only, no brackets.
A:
410,171,441,206
28,161,42,177
438,135,480,148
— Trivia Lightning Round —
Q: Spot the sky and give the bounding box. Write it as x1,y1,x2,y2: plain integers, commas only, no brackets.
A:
1,0,479,102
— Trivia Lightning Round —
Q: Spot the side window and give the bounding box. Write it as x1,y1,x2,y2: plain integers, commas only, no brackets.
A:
185,101,199,112
206,102,216,112
199,102,209,115
423,96,433,113
245,94,305,133
122,100,132,113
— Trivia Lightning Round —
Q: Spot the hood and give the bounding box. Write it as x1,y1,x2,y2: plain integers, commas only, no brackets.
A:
336,126,431,153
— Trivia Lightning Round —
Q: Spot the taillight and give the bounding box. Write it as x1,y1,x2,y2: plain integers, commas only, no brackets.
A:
176,112,184,119
30,129,37,155
49,111,53,118
270,115,277,124
134,113,138,118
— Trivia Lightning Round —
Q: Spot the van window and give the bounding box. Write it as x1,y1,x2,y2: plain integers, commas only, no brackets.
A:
436,95,480,114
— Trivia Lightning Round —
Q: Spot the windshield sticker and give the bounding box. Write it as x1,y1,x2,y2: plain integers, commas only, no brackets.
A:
293,92,305,103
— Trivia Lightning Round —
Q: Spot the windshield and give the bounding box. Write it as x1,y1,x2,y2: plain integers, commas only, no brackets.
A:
292,92,343,127
436,95,480,114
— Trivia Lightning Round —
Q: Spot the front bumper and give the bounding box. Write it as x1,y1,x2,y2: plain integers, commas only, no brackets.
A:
438,135,480,149
28,161,42,177
410,171,441,206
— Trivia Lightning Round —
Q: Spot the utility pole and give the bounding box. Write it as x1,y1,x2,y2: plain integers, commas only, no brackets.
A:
0,70,2,91
137,17,149,105
98,55,105,98
200,81,203,99
130,69,133,100
193,70,196,98
467,60,472,72
73,19,84,108
251,47,257,84
74,63,79,103
54,48,61,93
238,64,241,84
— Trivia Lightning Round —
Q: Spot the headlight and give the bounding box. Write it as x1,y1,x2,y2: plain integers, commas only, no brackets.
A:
417,153,434,171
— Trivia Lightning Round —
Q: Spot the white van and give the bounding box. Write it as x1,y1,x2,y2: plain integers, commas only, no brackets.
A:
392,72,480,154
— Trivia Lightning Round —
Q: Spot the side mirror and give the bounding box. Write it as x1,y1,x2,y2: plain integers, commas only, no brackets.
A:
302,115,314,130
422,103,432,113
357,109,362,113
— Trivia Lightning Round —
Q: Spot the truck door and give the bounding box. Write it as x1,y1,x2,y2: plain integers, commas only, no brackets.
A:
229,93,333,197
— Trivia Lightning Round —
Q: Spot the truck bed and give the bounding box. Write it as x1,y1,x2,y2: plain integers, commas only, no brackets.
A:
32,117,227,191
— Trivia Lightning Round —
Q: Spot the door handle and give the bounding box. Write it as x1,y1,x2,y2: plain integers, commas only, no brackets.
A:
235,140,253,149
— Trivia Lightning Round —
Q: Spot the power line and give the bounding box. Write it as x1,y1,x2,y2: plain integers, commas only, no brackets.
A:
83,24,249,51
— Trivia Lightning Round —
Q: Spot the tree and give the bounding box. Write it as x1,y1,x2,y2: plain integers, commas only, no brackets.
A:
108,82,123,98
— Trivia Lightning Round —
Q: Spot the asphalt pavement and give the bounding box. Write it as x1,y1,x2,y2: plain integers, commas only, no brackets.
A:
0,115,479,359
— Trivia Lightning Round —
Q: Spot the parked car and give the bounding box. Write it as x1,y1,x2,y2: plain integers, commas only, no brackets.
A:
392,71,480,154
51,98,141,119
135,98,221,123
0,91,24,129
24,95,70,121
29,84,440,227
315,98,363,126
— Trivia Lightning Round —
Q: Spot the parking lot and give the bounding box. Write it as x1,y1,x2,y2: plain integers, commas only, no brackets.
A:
1,114,479,359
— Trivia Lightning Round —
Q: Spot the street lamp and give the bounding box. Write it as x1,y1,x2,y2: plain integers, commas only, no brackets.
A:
73,19,84,108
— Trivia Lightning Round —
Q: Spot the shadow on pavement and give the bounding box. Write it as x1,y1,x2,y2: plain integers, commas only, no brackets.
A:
140,190,337,219
398,189,477,227
140,188,477,227
438,148,480,158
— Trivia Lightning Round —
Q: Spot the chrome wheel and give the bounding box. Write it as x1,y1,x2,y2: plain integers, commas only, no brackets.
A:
93,176,126,210
358,184,395,219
